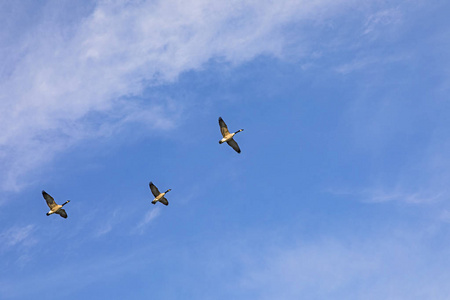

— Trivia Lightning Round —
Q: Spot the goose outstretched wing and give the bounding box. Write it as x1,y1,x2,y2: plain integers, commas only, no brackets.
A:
42,191,57,209
226,138,241,153
57,209,68,218
160,197,169,206
219,117,230,137
149,182,161,197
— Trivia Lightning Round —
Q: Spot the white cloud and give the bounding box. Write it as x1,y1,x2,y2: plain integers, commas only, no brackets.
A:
237,236,450,299
334,53,407,75
328,187,444,205
363,8,402,36
0,246,156,299
365,190,443,204
94,222,113,237
0,224,36,250
0,0,388,191
135,206,161,233
2,223,450,299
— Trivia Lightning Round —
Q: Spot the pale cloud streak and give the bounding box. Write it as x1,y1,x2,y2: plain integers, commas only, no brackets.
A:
0,224,36,250
0,0,390,191
328,187,443,204
237,235,450,299
362,8,402,36
135,206,161,233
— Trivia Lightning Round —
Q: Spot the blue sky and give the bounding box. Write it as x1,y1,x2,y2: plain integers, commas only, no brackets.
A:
1,0,450,299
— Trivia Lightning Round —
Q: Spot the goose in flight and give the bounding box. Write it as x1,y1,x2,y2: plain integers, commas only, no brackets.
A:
149,182,171,206
42,190,70,218
218,117,244,153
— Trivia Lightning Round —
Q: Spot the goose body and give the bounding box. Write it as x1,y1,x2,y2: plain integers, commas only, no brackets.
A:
218,117,244,153
149,182,171,206
42,190,70,218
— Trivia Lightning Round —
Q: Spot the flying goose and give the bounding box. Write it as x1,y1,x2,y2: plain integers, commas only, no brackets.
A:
42,190,70,218
218,117,244,153
149,182,171,206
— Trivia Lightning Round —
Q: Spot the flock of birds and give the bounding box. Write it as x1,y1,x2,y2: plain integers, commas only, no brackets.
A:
42,117,244,218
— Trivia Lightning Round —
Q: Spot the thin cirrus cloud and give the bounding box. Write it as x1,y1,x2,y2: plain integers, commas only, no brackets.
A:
0,0,382,191
134,206,162,234
326,186,444,204
0,225,36,250
236,237,450,299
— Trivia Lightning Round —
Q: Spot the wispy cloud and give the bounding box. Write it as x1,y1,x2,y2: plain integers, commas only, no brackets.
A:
334,53,407,75
134,206,161,233
0,224,36,250
0,0,389,192
362,8,402,36
364,190,443,204
0,245,157,299
328,187,443,204
94,222,113,237
2,221,450,299
237,235,450,299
